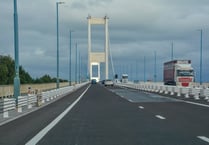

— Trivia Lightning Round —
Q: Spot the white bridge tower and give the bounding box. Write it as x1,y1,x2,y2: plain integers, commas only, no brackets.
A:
87,15,109,82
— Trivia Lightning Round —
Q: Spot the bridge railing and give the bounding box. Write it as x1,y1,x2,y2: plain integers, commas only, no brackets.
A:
0,82,89,119
115,82,209,101
0,98,16,118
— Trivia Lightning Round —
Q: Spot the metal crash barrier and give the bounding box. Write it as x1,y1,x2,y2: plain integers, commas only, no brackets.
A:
0,82,89,119
115,82,209,102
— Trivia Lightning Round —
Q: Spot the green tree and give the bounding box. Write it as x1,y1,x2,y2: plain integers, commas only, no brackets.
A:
0,55,14,85
0,55,67,85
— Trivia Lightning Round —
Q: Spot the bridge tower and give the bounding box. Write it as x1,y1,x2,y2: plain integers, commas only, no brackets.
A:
87,15,109,82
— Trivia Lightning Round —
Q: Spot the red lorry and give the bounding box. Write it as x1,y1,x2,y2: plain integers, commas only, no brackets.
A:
163,60,194,87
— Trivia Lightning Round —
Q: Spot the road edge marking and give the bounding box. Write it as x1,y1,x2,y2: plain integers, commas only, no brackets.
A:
25,85,90,145
197,136,209,143
182,100,209,108
128,99,134,102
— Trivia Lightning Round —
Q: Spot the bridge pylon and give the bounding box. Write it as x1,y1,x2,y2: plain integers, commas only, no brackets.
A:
87,15,109,82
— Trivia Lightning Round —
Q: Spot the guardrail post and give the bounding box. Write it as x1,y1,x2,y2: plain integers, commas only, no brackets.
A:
159,86,163,93
1,98,16,118
155,85,159,93
203,88,209,100
176,87,181,97
170,86,174,95
27,95,32,109
193,87,200,100
17,96,27,113
164,86,168,94
182,87,190,98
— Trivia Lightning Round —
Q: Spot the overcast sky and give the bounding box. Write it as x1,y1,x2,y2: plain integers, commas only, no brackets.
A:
1,0,209,82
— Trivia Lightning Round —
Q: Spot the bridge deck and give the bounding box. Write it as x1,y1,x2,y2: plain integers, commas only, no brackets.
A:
0,84,209,145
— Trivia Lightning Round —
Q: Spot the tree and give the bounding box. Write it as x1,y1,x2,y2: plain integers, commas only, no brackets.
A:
0,55,14,85
0,55,67,85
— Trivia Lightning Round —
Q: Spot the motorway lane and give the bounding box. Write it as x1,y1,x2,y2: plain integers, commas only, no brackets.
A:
34,84,209,145
0,85,89,145
111,87,180,102
111,87,209,144
36,84,150,145
0,84,209,145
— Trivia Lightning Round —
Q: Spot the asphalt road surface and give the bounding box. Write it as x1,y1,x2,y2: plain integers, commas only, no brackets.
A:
0,84,209,145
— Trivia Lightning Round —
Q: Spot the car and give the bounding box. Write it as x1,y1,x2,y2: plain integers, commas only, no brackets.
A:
101,80,105,84
91,79,97,84
104,79,114,86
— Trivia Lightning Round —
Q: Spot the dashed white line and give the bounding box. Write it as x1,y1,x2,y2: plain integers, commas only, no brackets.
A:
155,115,166,120
25,85,90,145
128,99,134,102
197,136,209,143
138,106,144,109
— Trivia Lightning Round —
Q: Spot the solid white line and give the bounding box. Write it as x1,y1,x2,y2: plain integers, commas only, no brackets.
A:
128,99,134,102
155,115,166,120
197,136,209,143
182,100,209,108
138,106,144,109
25,85,90,145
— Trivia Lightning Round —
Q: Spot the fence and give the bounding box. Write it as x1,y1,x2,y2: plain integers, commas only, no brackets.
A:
115,82,209,101
0,82,69,98
0,82,89,119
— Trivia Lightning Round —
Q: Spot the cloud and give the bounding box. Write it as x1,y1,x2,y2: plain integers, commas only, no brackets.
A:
1,0,209,82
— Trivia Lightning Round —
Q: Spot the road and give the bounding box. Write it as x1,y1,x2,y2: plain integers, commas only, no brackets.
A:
0,84,209,145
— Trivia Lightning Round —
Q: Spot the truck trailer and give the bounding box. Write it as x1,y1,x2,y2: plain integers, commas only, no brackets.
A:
163,60,194,87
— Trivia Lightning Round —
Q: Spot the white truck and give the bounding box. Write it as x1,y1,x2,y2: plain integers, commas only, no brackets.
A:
121,74,128,83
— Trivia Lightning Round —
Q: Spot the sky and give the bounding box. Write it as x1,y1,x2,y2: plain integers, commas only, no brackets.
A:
1,0,209,82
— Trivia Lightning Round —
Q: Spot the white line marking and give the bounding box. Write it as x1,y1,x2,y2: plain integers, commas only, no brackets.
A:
138,106,144,109
25,85,90,145
197,136,209,143
182,100,209,108
147,92,209,108
155,115,166,120
128,99,134,102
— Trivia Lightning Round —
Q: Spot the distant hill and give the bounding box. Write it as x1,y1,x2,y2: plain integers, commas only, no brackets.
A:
0,55,67,85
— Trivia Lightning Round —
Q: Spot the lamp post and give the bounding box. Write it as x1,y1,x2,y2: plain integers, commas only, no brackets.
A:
79,50,81,83
199,29,203,85
144,56,146,82
171,42,174,60
56,1,64,89
69,30,74,86
13,0,20,105
75,43,78,84
154,51,157,82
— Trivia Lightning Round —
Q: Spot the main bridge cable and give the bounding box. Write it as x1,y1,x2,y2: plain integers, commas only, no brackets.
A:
108,26,115,79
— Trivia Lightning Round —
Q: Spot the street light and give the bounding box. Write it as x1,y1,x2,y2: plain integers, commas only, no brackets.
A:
69,30,74,86
144,56,146,82
78,50,81,83
171,42,174,60
198,29,203,85
13,0,20,105
56,1,64,89
75,43,78,84
154,51,157,82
